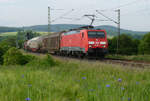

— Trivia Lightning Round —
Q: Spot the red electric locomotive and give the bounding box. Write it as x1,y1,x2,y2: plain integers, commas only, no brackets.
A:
60,26,108,58
25,26,108,58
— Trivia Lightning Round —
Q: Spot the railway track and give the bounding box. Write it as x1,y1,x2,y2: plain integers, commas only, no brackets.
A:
52,55,150,68
24,51,150,68
101,58,150,68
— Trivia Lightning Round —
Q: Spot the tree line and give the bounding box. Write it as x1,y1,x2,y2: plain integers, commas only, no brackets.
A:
108,32,150,55
0,30,40,65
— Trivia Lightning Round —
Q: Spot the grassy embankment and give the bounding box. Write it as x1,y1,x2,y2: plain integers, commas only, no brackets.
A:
0,53,150,101
106,54,150,62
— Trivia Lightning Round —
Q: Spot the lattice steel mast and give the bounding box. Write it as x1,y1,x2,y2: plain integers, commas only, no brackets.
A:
48,6,51,34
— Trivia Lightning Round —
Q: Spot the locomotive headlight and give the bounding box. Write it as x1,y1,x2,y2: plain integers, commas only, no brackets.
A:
89,41,94,44
89,45,92,48
100,42,106,45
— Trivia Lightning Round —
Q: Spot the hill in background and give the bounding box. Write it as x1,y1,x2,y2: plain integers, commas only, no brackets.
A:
0,24,148,39
0,26,20,33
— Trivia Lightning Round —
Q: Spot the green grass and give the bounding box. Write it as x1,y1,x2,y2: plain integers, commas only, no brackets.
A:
0,32,17,36
0,57,150,101
106,54,150,62
0,32,49,37
38,32,49,35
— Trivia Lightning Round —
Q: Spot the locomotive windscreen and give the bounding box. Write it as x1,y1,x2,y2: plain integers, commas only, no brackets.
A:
88,31,105,38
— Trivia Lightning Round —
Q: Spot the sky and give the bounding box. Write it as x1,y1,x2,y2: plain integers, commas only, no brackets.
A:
0,0,150,31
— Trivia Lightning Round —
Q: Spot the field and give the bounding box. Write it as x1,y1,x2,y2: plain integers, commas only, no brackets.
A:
0,32,17,36
0,32,48,37
0,56,150,101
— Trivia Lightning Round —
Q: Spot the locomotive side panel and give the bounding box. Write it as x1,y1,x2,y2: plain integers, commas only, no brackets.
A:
60,31,85,53
60,29,108,57
80,30,89,53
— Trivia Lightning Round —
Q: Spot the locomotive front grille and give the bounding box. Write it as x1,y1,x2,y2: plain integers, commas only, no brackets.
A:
88,48,108,54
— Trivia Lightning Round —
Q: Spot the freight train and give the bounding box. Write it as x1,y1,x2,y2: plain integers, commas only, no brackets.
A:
24,26,108,58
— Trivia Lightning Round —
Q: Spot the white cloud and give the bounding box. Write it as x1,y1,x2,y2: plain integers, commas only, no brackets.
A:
0,0,17,3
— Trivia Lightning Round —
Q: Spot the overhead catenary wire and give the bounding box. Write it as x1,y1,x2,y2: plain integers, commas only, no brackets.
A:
95,0,149,19
115,0,150,16
96,10,118,24
51,9,74,23
51,8,64,10
60,16,85,21
107,0,140,10
50,8,117,24
52,9,119,25
95,19,111,21
121,7,150,16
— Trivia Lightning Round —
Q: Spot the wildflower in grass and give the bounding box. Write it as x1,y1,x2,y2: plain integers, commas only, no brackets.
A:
106,84,110,87
136,82,139,85
82,77,86,80
118,78,122,82
121,87,125,90
128,98,131,101
25,98,31,101
89,89,94,92
22,75,24,78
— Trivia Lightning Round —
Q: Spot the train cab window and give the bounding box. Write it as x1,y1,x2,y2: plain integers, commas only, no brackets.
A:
88,31,105,38
97,32,105,38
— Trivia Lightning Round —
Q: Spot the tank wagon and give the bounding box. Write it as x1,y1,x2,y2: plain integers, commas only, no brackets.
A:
24,34,51,53
25,26,108,58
